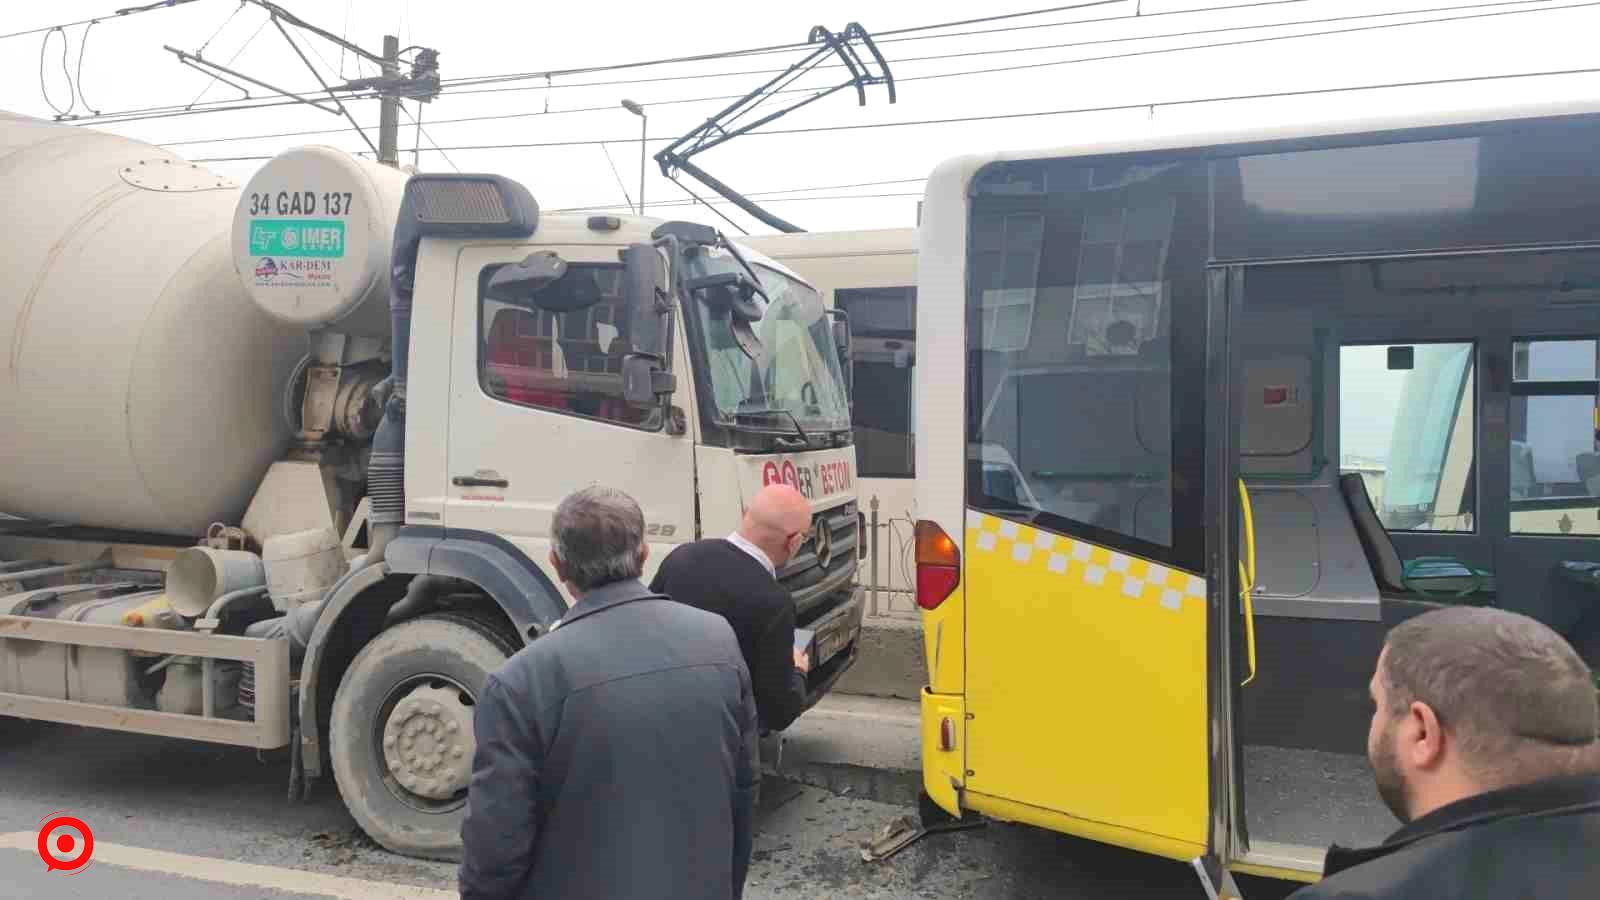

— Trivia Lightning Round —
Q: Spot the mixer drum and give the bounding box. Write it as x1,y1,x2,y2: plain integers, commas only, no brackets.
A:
0,112,304,537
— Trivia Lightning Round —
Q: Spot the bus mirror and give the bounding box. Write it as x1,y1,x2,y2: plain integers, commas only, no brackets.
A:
828,312,853,401
622,243,670,357
1387,346,1415,371
622,354,675,407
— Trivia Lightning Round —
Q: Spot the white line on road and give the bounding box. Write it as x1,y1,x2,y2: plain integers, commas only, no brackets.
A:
0,832,456,900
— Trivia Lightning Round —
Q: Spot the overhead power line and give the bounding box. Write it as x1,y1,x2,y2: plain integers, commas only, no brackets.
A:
150,0,1559,147
433,1,1122,91
434,0,1312,90
430,0,1563,99
549,178,929,213
0,0,208,42
66,0,1308,121
61,0,1580,134
188,61,1600,164
893,0,1588,87
557,191,927,214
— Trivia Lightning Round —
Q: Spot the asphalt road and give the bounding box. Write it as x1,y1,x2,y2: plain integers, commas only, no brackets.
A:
1,718,1302,899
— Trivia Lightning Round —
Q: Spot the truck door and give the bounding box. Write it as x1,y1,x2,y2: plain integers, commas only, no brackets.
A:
443,245,697,602
958,160,1217,861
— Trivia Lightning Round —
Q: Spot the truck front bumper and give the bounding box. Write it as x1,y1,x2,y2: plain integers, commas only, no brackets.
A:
798,585,864,712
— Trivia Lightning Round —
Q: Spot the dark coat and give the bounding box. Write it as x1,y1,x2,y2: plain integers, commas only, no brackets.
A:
458,578,759,900
650,539,808,733
1290,774,1600,899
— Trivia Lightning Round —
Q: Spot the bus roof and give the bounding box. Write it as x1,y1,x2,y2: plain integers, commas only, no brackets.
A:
926,95,1600,185
744,228,916,261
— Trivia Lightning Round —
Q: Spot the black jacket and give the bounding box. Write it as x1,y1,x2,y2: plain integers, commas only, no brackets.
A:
457,579,759,900
650,538,808,732
1291,774,1600,899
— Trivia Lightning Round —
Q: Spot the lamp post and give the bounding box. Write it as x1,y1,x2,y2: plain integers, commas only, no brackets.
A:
621,99,646,214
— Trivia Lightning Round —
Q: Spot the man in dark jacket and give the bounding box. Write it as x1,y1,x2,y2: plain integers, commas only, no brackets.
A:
458,485,759,900
1292,606,1600,899
649,483,814,734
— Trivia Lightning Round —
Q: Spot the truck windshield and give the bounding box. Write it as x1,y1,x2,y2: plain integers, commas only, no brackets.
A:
686,250,851,434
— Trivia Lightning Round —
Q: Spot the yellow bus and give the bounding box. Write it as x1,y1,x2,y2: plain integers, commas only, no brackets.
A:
912,98,1600,895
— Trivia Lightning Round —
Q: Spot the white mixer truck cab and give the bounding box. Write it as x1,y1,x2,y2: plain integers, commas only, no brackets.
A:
0,116,863,860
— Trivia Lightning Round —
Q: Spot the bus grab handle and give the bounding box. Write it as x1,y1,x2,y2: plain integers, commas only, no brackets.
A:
1238,479,1258,687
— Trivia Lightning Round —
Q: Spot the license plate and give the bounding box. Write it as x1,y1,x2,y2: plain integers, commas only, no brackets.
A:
816,619,860,664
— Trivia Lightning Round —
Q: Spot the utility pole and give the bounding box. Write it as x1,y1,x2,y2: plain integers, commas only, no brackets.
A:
166,4,438,172
377,35,400,168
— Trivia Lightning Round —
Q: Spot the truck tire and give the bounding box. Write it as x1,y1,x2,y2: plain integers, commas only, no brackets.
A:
328,612,518,861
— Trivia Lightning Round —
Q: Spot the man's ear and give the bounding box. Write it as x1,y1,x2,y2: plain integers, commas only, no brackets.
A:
1407,700,1448,771
637,542,650,568
549,550,568,583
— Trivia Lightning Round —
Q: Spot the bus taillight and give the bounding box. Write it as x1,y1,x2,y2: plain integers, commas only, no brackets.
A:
915,519,960,610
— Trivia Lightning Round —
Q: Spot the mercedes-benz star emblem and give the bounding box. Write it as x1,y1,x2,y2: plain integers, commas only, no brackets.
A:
812,516,833,570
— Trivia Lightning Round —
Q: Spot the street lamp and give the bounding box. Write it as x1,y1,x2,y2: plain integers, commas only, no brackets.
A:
620,99,647,214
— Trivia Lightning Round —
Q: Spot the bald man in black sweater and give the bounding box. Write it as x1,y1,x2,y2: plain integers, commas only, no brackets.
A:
650,484,813,733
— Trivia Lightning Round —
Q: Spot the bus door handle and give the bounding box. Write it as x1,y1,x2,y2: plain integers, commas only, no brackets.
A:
1237,479,1258,687
454,475,510,488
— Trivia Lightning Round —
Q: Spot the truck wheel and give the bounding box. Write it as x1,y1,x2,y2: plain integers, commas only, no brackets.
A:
328,612,517,861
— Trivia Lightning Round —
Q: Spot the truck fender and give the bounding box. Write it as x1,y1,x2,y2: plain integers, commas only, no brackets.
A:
295,527,567,783
383,526,566,640
296,562,394,783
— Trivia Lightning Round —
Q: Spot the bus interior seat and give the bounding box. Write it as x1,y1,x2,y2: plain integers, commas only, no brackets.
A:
485,307,570,410
1577,452,1600,495
1338,473,1494,601
1511,440,1538,499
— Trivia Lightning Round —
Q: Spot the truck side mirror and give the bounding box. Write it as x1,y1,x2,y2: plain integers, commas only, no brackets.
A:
622,243,670,358
485,252,570,305
622,354,676,408
686,272,763,324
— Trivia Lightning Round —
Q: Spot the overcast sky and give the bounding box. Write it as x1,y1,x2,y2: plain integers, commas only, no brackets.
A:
6,0,1600,235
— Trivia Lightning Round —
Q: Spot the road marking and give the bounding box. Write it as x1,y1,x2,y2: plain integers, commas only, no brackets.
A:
0,833,455,899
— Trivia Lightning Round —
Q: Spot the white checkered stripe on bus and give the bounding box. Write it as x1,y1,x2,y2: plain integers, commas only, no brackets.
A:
966,510,1206,612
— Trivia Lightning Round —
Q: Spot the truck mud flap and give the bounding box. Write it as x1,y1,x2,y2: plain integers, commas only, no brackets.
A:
0,614,290,749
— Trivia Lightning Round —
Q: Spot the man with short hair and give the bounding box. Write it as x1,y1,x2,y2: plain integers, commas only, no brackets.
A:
1292,606,1600,899
459,485,758,900
649,483,816,734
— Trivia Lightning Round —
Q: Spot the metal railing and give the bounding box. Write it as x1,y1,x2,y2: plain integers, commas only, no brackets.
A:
861,496,919,621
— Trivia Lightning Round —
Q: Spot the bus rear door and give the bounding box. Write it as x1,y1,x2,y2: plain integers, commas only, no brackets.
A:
949,158,1222,864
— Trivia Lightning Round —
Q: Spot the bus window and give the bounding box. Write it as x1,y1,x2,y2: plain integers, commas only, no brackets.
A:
966,159,1208,571
836,286,916,478
1339,343,1476,533
1510,338,1599,536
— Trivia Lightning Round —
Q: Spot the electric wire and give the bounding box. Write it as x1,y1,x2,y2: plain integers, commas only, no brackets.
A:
187,60,1600,162
50,0,1558,126
148,0,1561,148
435,0,1582,98
0,0,208,42
39,28,74,117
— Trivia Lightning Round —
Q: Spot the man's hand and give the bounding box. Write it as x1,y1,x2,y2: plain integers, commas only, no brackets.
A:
793,647,811,674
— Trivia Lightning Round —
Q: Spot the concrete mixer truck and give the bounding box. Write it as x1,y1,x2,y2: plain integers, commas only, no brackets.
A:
0,112,864,859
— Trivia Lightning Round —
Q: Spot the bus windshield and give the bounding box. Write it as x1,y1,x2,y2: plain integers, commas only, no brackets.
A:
685,250,851,435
